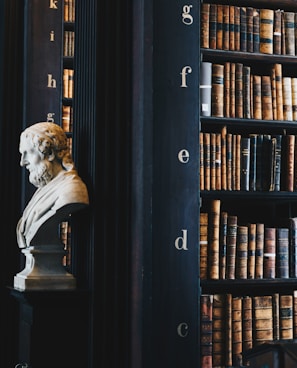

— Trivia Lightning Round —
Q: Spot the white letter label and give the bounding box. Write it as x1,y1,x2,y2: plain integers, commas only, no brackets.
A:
49,0,58,9
182,5,193,25
178,149,190,163
175,230,188,250
177,323,189,337
47,74,57,88
180,66,192,88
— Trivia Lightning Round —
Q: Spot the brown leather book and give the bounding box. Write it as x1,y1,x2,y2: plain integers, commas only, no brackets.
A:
200,294,213,368
215,133,222,190
219,211,228,279
270,66,277,120
253,8,260,53
263,227,276,279
230,62,236,117
274,63,284,120
216,4,223,50
289,218,297,278
242,296,253,351
221,126,227,190
279,294,293,340
273,9,282,55
209,4,217,49
226,133,233,190
203,133,211,191
199,212,208,280
283,76,293,121
284,12,295,55
232,296,243,366
283,134,295,192
292,77,297,120
223,5,230,50
276,227,289,278
226,215,238,279
235,134,241,191
209,199,221,279
235,63,243,118
210,133,217,190
200,132,204,191
253,295,273,346
260,8,274,54
236,225,248,279
247,223,256,278
225,293,233,366
261,75,273,120
211,64,224,117
252,74,262,119
255,223,264,278
224,62,231,117
229,5,235,51
243,65,251,119
240,7,247,52
246,7,254,52
201,3,210,49
212,294,226,366
293,290,297,338
273,293,280,340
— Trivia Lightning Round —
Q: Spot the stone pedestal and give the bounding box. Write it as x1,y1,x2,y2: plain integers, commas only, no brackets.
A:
14,245,76,291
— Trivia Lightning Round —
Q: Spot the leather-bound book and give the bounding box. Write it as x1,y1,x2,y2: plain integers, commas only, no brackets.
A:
212,294,226,366
263,227,276,279
273,9,282,55
200,294,213,368
216,4,223,50
232,296,243,366
253,295,273,346
279,294,293,340
255,223,264,278
199,212,208,280
211,63,224,117
222,4,229,50
276,227,289,278
209,4,217,49
201,3,210,49
247,223,256,279
209,199,221,279
242,296,253,351
260,8,274,54
236,225,248,279
226,215,238,279
284,12,295,55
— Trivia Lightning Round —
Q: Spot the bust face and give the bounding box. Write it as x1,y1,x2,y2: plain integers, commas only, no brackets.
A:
19,135,54,188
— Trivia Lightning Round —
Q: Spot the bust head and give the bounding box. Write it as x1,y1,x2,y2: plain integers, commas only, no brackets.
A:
19,122,74,188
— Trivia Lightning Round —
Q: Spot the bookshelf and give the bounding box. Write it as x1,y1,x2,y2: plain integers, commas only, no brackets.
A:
199,0,297,367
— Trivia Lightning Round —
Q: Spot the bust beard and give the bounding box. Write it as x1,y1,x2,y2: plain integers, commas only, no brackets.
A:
28,160,54,188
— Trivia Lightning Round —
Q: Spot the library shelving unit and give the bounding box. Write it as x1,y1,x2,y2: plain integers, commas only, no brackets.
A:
199,0,297,367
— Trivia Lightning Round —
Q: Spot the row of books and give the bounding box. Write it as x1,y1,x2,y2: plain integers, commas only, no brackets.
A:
64,0,75,23
200,61,296,121
200,200,297,280
200,293,297,368
200,129,297,192
63,68,74,99
63,30,75,58
201,3,297,56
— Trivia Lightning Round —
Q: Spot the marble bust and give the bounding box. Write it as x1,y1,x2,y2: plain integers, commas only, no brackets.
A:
14,122,89,290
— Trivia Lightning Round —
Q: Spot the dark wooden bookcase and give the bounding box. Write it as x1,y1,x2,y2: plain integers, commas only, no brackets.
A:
199,0,297,367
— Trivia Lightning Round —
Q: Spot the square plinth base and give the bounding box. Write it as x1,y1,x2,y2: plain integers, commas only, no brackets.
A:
14,274,76,291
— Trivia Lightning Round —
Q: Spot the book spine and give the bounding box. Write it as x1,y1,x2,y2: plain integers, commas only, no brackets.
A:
236,225,248,279
210,133,216,190
200,132,204,191
273,9,282,55
229,6,235,51
234,6,240,51
260,8,274,54
270,66,277,120
240,137,250,191
200,294,213,368
211,64,224,117
240,7,247,52
261,75,273,120
253,295,273,346
283,76,293,121
224,62,230,117
284,11,295,56
219,211,228,279
292,77,297,120
279,294,293,340
216,4,223,50
232,296,243,366
235,63,243,118
200,3,210,49
274,134,282,191
227,133,233,190
256,134,264,191
249,134,257,191
199,212,208,280
209,199,221,280
235,134,241,191
215,133,222,190
263,227,276,279
273,293,280,340
289,218,297,278
225,293,233,366
242,296,253,351
285,134,295,191
294,290,297,338
253,8,260,53
203,133,211,191
243,65,251,119
274,63,284,120
246,7,254,53
222,5,229,50
226,215,238,279
248,223,256,278
276,227,289,278
200,61,212,117
221,126,227,190
252,75,262,120
209,4,217,49
230,62,236,117
212,294,226,367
